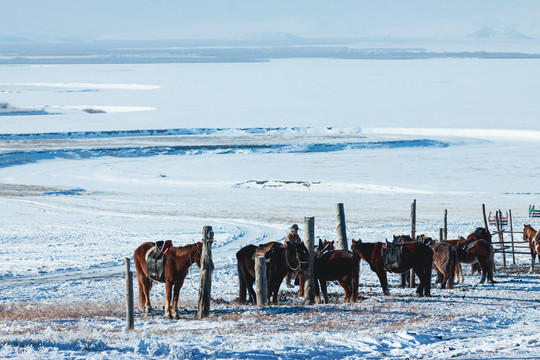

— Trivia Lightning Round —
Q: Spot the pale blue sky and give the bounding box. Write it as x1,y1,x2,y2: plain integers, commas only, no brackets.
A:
2,0,540,41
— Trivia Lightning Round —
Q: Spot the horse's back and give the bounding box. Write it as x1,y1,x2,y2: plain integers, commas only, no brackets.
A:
316,249,358,279
134,242,155,264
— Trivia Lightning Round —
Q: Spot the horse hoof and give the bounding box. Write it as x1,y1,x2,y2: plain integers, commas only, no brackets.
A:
145,307,152,314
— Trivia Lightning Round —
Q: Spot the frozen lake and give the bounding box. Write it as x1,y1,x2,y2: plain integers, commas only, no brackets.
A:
1,58,540,358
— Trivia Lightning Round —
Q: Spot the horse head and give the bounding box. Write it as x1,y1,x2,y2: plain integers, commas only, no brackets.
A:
351,239,360,251
286,242,309,271
316,239,325,254
523,224,534,241
322,240,335,252
193,241,203,268
468,227,491,242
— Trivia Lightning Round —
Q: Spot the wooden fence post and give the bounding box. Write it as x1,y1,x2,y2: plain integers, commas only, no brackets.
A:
125,257,134,330
335,203,348,250
496,210,506,268
482,204,489,231
255,256,267,306
443,209,448,241
409,199,416,288
439,228,443,242
509,209,515,265
197,226,214,319
303,217,315,304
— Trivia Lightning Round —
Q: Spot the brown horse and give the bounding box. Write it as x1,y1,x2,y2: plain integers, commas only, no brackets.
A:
133,241,202,319
445,236,494,284
313,240,359,303
419,235,457,289
467,227,492,275
351,238,433,297
523,224,540,273
236,241,309,305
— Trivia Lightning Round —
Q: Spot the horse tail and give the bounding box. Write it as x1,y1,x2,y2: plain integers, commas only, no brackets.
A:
447,249,457,289
351,255,360,302
133,248,148,309
426,248,433,294
236,251,247,304
489,243,495,282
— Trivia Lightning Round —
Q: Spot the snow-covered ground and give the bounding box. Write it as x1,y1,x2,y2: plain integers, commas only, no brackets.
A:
1,57,540,359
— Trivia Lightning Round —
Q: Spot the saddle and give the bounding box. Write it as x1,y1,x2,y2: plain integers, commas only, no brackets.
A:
252,242,281,262
459,239,477,252
382,240,403,272
145,240,173,282
315,239,334,261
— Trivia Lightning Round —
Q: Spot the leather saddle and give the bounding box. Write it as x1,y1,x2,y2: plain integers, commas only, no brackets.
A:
145,240,173,282
382,239,403,272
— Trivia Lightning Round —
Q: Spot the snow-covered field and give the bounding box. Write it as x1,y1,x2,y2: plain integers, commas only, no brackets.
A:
1,57,540,359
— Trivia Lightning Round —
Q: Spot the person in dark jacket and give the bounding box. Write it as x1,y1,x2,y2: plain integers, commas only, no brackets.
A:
284,224,302,288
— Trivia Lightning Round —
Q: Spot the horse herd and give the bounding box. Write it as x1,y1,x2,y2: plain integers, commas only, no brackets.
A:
132,224,540,318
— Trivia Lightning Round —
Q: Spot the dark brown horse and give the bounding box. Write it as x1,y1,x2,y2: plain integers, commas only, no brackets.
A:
133,241,202,319
467,227,492,275
445,236,494,284
351,238,433,297
313,240,359,303
419,235,457,289
523,224,540,273
236,241,309,305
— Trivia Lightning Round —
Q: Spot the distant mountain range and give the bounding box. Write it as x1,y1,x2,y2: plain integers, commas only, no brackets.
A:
466,27,532,40
0,27,536,46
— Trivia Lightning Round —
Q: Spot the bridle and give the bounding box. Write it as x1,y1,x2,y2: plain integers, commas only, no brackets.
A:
285,244,308,272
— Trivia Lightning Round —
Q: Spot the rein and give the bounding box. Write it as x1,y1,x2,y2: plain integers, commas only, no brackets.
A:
285,246,306,272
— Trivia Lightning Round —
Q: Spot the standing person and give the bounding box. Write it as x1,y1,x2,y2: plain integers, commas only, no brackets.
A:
284,224,301,288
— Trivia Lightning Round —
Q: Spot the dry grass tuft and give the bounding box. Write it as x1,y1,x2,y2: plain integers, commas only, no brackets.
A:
0,301,124,321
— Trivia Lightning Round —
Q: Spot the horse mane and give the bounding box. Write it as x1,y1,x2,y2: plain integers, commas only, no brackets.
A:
174,242,201,257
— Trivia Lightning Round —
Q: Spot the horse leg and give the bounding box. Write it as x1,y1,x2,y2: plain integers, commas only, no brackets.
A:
400,272,409,288
321,280,329,304
314,279,321,304
424,258,432,296
352,264,359,302
297,271,305,298
414,258,432,297
238,269,247,304
378,270,390,295
268,277,281,305
246,280,257,305
478,259,489,284
171,281,183,319
447,255,456,289
455,263,463,284
337,279,350,303
413,266,425,297
164,281,173,318
138,276,153,313
437,260,449,289
530,250,536,274
435,266,443,283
